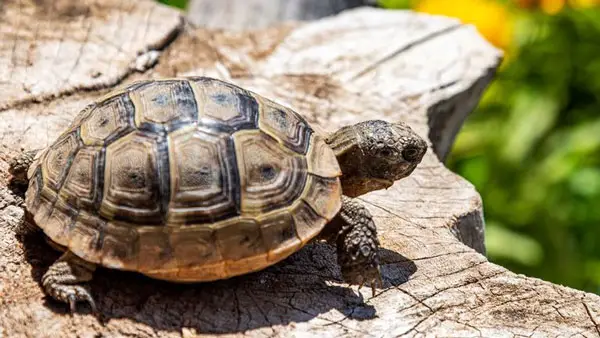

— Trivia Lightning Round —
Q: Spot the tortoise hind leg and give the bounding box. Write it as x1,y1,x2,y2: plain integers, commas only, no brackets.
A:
322,196,383,296
42,251,97,313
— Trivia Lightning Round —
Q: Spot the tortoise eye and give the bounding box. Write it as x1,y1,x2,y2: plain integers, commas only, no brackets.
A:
402,146,420,161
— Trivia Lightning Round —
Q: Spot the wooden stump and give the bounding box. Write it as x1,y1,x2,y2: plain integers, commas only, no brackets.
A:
1,1,599,336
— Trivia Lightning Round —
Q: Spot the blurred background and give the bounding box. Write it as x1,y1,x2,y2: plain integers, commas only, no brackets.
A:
160,0,600,295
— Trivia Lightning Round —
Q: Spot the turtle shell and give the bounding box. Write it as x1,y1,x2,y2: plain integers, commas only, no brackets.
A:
25,77,342,282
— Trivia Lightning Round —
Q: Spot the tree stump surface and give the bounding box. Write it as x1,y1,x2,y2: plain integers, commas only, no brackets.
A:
1,1,599,337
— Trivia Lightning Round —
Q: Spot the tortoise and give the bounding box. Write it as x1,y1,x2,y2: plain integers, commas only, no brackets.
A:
9,77,427,312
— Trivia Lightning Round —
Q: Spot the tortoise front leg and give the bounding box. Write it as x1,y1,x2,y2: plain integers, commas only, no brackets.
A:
9,150,42,236
322,196,382,295
42,251,97,313
8,149,40,185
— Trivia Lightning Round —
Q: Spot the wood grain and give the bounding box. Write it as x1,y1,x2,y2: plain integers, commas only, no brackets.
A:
1,1,599,337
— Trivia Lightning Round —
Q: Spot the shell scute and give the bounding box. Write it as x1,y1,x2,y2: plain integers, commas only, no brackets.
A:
80,94,134,146
101,222,139,270
167,126,238,224
43,198,77,247
306,135,342,178
68,211,106,264
60,147,100,209
100,131,162,223
302,175,342,221
192,78,259,132
42,132,80,191
258,210,302,262
233,130,307,215
258,98,312,154
168,225,221,268
131,80,198,132
291,200,328,244
213,217,269,277
137,227,176,272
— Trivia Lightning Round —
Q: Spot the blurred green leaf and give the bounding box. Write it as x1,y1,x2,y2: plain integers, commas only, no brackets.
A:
158,0,188,9
569,167,600,197
486,222,544,266
378,0,414,9
500,89,558,164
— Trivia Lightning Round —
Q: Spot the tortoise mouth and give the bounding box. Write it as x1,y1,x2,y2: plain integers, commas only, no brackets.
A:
368,161,415,184
367,177,394,191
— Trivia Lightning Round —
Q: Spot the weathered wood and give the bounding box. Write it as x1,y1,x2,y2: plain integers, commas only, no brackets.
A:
187,0,369,29
1,1,599,337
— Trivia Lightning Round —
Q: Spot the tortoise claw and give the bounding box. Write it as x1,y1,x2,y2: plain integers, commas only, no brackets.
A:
68,294,77,314
370,269,383,297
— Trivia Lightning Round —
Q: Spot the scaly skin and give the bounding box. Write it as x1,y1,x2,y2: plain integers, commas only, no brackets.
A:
324,120,427,294
9,150,40,236
41,251,97,313
326,120,427,197
8,149,40,186
322,196,382,295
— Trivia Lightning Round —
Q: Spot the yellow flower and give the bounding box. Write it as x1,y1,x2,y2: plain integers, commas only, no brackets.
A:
415,0,513,49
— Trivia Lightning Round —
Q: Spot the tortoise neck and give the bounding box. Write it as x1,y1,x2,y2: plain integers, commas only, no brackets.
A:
325,125,358,160
325,126,366,197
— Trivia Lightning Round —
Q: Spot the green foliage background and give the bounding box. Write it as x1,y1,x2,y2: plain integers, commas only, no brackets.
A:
450,8,600,294
158,0,600,294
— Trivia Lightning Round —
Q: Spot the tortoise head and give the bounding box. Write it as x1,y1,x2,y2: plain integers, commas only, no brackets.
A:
325,120,427,197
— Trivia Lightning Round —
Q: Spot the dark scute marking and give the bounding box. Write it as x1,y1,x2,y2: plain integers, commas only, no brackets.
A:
226,135,242,215
157,135,171,222
260,164,278,182
152,93,169,106
212,93,228,103
93,147,106,212
261,164,307,214
99,117,109,127
233,92,259,131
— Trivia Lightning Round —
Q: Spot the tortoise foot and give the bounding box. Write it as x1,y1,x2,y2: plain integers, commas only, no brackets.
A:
41,251,97,313
327,196,383,297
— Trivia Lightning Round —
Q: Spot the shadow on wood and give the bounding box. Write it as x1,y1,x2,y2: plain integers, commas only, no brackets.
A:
18,225,416,332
